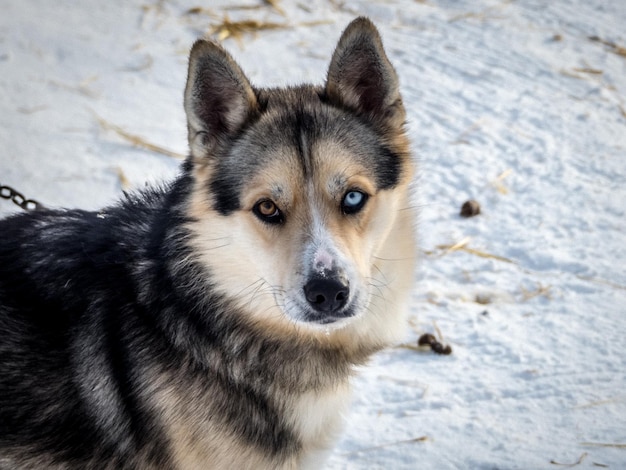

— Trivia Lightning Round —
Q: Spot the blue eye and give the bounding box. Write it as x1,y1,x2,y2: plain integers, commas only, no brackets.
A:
341,190,368,214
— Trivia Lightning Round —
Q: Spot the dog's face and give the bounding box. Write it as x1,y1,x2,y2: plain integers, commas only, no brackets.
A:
184,18,415,343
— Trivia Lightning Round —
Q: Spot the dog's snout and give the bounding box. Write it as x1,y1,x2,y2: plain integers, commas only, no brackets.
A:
304,277,349,314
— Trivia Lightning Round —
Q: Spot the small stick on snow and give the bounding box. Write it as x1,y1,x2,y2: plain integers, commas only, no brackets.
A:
341,436,429,456
550,452,587,467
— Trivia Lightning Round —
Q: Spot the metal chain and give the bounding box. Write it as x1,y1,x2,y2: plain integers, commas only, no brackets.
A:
0,184,43,211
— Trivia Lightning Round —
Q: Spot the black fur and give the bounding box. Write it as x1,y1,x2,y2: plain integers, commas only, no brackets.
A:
0,179,189,468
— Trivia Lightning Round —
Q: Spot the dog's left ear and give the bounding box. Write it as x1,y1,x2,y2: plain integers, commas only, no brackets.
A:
326,17,405,128
184,40,257,159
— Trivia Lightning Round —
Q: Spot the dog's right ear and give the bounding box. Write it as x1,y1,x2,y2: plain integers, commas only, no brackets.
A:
184,40,257,159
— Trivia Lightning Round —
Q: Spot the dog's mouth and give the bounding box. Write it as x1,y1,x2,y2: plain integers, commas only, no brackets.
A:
303,306,357,325
275,291,359,329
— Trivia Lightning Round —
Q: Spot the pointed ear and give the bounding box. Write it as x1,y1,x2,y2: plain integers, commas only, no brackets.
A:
184,40,257,158
326,17,405,127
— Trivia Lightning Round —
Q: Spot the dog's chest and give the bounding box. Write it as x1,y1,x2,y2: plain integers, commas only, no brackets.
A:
155,377,352,469
287,382,352,466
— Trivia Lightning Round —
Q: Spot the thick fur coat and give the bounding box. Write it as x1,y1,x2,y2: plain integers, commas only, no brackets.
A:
0,18,416,469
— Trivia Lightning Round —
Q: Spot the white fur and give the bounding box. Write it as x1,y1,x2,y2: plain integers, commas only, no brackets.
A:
289,382,352,469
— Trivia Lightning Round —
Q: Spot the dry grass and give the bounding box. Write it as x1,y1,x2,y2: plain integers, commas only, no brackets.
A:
437,236,472,255
559,56,625,121
185,6,216,16
49,76,99,98
396,342,422,352
263,0,286,16
96,116,185,159
449,11,500,22
120,54,154,73
205,15,331,43
209,16,290,41
449,245,513,262
576,274,626,291
341,436,429,456
474,293,492,305
432,320,445,342
448,2,512,23
491,168,512,194
589,36,626,58
580,442,626,449
425,237,514,264
550,452,587,466
571,67,603,75
561,67,604,81
560,69,586,80
204,0,286,16
574,394,626,409
116,167,132,190
519,283,552,302
17,105,48,114
451,120,483,145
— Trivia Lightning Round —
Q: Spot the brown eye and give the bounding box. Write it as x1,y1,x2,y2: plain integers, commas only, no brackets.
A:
258,201,277,216
253,200,284,225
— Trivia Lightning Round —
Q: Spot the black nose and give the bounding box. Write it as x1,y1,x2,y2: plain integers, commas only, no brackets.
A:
304,277,350,314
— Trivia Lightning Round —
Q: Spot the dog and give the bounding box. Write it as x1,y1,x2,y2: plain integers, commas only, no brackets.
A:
0,17,416,469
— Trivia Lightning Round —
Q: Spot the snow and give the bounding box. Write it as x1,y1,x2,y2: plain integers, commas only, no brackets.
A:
1,0,625,468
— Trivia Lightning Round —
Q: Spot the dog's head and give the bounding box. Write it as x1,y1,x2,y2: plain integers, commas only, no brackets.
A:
183,18,416,347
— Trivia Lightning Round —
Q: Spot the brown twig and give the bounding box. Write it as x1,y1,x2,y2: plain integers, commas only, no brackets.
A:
550,452,587,467
341,436,429,456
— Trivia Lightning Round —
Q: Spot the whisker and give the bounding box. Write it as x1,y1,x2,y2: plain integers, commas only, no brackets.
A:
372,264,389,284
233,277,266,298
200,242,231,251
245,279,270,310
366,282,387,299
368,292,387,303
373,255,412,262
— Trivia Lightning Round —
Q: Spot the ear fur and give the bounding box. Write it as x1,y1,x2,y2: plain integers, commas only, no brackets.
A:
326,17,405,127
184,40,257,158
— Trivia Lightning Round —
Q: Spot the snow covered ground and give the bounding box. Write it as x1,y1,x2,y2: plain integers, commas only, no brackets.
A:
1,0,625,468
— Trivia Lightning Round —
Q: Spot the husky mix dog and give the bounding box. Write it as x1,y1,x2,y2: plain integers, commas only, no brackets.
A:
0,17,416,469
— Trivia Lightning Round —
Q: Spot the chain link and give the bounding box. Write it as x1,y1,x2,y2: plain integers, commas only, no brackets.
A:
0,184,43,211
